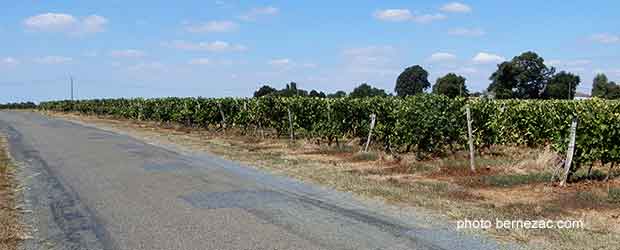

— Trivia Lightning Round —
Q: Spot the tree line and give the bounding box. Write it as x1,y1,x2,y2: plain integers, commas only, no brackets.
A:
254,51,618,100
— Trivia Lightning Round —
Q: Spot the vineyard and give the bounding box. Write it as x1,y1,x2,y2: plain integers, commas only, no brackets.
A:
39,95,620,180
0,102,37,110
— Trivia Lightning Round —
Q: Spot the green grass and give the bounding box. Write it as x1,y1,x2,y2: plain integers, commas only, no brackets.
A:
482,172,552,187
351,152,379,162
609,188,620,203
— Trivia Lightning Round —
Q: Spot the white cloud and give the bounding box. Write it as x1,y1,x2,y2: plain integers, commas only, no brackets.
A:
0,57,19,67
268,58,292,66
23,13,76,31
23,13,107,34
373,9,413,22
590,33,619,44
427,52,457,62
448,28,485,36
373,9,445,23
238,6,279,21
440,2,472,13
188,58,211,65
472,52,505,64
34,56,73,64
185,20,238,33
79,15,108,33
165,40,247,52
110,49,146,58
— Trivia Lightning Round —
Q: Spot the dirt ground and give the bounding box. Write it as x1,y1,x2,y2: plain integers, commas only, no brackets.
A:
42,110,620,250
0,135,25,250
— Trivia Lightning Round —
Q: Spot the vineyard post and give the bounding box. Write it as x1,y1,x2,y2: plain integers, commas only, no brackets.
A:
364,114,376,152
560,118,578,186
288,108,294,142
257,99,264,139
466,105,475,172
218,102,227,128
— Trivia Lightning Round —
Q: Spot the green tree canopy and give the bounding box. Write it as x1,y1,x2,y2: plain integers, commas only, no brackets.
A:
350,83,388,98
607,84,620,99
432,73,468,98
277,82,308,97
543,71,580,99
309,90,327,98
327,91,347,98
488,51,555,99
253,85,277,97
592,73,609,98
395,65,430,97
590,74,620,99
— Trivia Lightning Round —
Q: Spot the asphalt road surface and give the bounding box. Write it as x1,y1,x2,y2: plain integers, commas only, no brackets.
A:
0,111,510,250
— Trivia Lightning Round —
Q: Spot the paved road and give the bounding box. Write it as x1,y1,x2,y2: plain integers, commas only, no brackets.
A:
0,111,508,250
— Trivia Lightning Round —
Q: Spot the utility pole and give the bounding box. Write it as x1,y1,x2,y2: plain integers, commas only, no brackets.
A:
70,76,74,101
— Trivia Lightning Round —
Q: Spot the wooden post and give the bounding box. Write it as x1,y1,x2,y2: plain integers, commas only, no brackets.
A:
218,102,227,128
560,118,578,186
364,114,376,152
288,108,294,142
466,105,475,172
258,121,264,139
605,162,615,182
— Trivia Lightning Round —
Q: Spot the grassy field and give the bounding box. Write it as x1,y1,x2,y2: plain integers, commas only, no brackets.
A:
0,135,24,250
45,110,620,250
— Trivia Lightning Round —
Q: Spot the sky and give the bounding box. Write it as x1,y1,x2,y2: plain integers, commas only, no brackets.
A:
1,0,619,103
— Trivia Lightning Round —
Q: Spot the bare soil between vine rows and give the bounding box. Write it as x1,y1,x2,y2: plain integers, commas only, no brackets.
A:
41,110,620,250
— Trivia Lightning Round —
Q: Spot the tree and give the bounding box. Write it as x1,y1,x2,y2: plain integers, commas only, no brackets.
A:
327,91,347,98
278,82,308,97
592,74,609,98
488,51,555,99
543,71,580,99
395,65,430,97
432,73,468,98
309,90,326,98
590,74,620,99
487,62,517,99
350,83,388,98
253,85,277,97
607,83,620,99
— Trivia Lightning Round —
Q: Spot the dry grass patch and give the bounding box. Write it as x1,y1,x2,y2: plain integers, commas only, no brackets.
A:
0,135,25,250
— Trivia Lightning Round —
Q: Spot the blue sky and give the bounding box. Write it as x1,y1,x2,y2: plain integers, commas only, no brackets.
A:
1,0,619,102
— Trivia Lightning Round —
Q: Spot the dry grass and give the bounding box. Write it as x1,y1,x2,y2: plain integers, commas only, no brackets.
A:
43,111,620,250
0,135,24,250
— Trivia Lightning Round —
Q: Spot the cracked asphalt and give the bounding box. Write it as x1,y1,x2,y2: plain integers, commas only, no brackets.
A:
0,111,512,250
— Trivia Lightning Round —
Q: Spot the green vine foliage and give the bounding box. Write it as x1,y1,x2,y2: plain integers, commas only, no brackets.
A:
39,96,620,170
